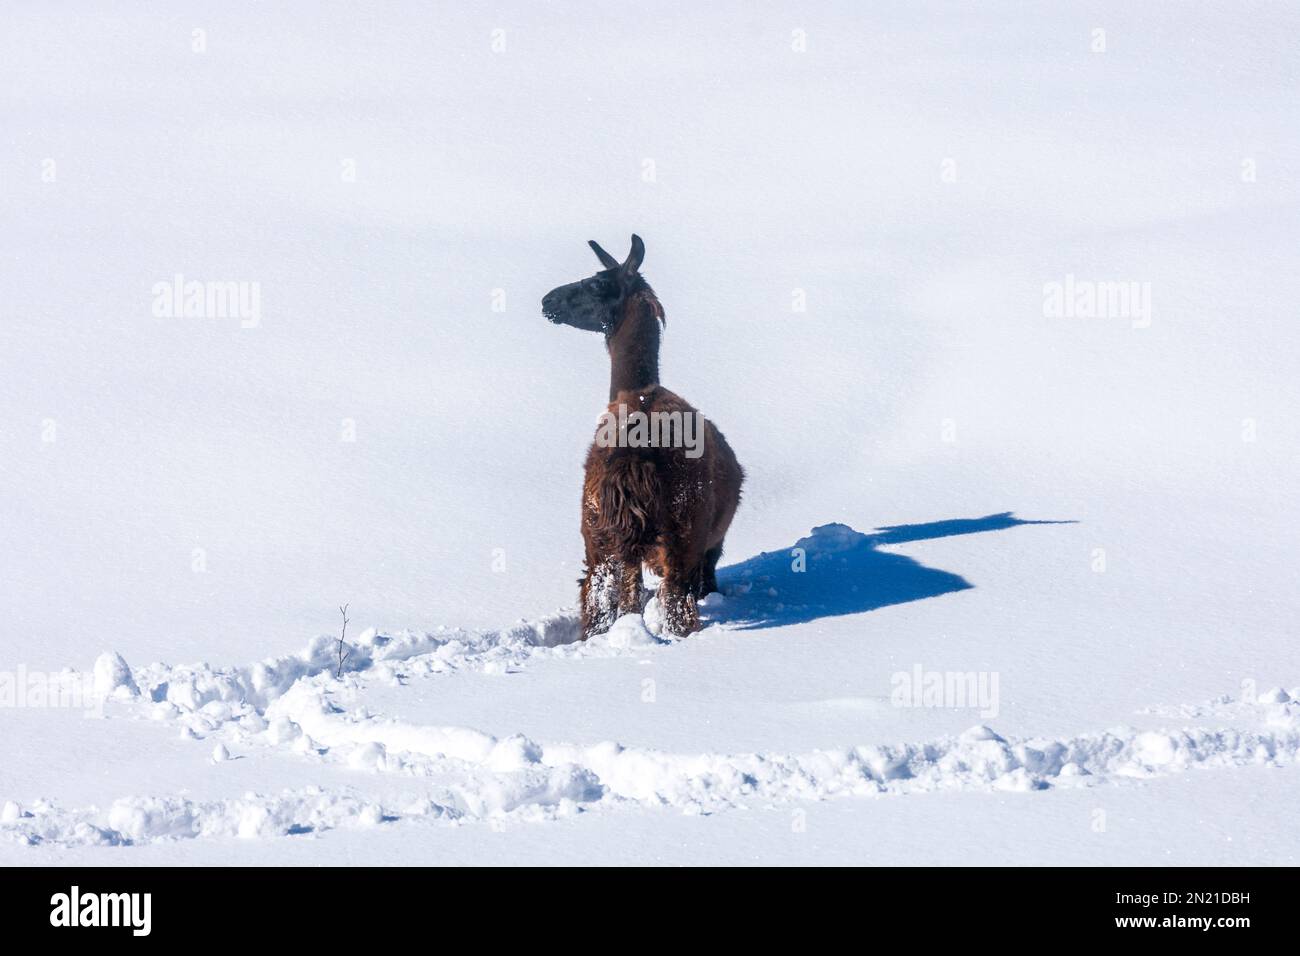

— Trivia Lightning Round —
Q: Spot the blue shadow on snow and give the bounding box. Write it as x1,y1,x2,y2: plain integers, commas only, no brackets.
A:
707,512,1074,630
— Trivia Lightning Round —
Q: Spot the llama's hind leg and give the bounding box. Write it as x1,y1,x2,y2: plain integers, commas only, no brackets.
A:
658,535,705,635
582,557,644,639
580,559,622,639
615,559,645,617
659,574,700,636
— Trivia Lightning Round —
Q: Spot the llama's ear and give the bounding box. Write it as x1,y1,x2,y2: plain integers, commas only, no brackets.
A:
588,240,620,270
623,234,645,276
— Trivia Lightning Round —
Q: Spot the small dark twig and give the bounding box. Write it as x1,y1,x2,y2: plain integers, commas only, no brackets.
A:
336,603,351,678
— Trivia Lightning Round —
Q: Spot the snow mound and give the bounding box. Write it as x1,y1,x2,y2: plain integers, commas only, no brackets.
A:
93,652,138,699
596,614,664,650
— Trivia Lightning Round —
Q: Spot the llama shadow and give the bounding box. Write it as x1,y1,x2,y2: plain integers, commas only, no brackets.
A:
704,512,1074,631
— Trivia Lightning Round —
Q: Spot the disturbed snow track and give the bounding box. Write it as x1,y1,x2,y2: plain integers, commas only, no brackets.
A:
3,605,1299,849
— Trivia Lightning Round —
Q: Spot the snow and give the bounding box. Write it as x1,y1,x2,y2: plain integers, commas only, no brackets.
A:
5,603,1300,857
93,652,138,700
2,3,1299,864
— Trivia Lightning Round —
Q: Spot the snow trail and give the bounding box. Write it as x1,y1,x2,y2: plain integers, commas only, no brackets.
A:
4,608,1298,849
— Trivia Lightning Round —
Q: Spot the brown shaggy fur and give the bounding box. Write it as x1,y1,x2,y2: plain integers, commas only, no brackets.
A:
578,287,744,638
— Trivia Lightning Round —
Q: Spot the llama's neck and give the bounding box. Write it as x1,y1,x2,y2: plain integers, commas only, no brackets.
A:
606,291,663,401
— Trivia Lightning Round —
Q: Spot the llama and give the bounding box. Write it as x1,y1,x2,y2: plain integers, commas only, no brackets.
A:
542,235,744,638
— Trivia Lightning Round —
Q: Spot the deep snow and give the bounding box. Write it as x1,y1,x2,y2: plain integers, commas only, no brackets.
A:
2,3,1299,864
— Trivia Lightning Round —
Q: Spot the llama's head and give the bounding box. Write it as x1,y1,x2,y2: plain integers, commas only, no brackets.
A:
542,234,648,334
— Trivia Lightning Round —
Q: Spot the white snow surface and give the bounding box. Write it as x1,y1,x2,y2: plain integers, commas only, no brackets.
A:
7,613,1300,855
2,4,1299,864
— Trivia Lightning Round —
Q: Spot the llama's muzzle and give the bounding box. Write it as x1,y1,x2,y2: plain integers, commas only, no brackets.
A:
541,291,562,323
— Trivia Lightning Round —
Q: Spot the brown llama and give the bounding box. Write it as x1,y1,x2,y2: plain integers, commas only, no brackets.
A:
542,234,744,639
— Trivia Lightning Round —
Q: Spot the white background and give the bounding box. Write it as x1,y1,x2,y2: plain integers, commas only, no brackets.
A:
2,3,1298,864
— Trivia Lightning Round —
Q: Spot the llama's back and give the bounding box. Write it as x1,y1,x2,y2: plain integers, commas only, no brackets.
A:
583,385,742,557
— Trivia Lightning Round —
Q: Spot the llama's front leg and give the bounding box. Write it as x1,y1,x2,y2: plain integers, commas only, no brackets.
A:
580,559,622,639
699,544,723,597
658,575,700,637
